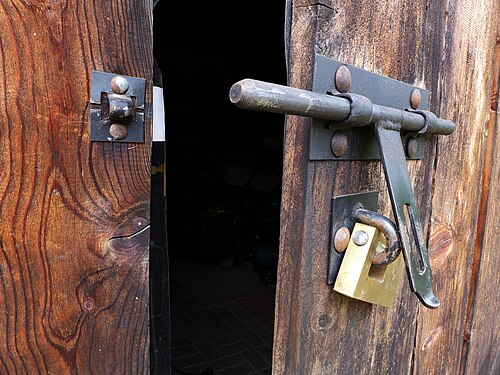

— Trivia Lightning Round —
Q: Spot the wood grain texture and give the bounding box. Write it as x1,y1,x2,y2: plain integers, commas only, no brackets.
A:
461,39,499,373
274,0,499,374
0,1,153,374
414,2,499,374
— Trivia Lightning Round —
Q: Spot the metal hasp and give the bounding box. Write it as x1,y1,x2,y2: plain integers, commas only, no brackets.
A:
89,71,146,143
228,53,456,308
375,121,440,308
328,191,378,284
328,191,402,284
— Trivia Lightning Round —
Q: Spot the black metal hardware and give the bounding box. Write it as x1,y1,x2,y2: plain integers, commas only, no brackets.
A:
328,191,378,284
229,53,455,308
230,55,454,161
230,77,453,135
89,71,146,143
374,120,439,308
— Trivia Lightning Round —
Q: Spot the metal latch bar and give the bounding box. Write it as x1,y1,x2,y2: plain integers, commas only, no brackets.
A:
229,79,455,136
374,121,439,308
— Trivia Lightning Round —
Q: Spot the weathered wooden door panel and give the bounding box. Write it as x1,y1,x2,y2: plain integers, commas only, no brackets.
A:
459,41,499,375
274,1,499,374
0,1,153,373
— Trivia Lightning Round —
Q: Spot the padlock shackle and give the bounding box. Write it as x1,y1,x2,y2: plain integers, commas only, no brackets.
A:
355,208,401,266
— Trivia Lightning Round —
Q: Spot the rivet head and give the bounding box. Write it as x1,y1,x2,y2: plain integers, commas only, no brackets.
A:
334,226,351,253
410,89,421,109
330,131,349,158
111,75,129,94
406,137,419,158
109,123,128,140
334,65,352,93
352,230,369,246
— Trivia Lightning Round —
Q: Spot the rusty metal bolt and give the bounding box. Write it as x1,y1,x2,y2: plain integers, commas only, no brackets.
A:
334,226,351,253
352,230,369,246
334,65,352,93
410,89,421,109
330,131,349,157
109,123,128,140
110,75,129,94
406,137,419,158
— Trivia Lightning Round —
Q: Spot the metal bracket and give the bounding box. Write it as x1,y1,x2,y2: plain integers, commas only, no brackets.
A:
310,54,428,160
327,191,379,284
89,71,146,143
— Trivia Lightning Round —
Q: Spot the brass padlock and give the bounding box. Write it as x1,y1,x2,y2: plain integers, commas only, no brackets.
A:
334,222,404,307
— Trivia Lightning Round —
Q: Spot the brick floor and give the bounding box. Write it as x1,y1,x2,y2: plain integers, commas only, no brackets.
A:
170,263,276,375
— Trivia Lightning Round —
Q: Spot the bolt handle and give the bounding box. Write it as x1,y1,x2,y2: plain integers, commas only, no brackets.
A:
375,121,440,309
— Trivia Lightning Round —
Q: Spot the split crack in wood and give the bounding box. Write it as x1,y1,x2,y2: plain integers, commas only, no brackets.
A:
106,224,150,243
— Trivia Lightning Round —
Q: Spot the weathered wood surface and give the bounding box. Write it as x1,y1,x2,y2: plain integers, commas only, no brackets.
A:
274,0,499,374
0,1,153,374
413,7,499,375
461,33,499,375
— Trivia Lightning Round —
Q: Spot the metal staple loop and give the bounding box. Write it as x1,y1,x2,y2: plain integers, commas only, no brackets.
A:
375,119,401,132
354,208,402,266
335,92,374,126
408,110,440,135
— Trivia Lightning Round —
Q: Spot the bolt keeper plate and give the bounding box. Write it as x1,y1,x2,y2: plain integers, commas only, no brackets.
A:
89,71,146,143
310,54,429,160
328,191,379,284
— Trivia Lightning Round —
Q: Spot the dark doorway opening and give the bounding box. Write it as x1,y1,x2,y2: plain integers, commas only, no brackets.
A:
153,1,287,374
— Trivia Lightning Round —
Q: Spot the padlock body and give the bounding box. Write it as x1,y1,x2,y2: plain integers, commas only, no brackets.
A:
334,223,404,307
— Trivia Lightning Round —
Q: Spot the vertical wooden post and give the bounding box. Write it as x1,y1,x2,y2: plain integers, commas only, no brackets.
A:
0,1,153,373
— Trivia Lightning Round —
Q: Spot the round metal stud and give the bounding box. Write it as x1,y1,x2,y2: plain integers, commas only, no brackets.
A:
334,65,352,93
330,131,349,158
109,123,128,140
110,75,130,94
352,230,369,246
333,226,351,253
406,137,419,158
410,88,421,109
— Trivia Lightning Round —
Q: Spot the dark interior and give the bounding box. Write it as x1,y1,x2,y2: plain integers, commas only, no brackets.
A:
152,1,287,374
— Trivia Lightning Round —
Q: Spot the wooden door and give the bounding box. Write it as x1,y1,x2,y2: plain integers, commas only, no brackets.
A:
0,1,154,373
273,0,499,374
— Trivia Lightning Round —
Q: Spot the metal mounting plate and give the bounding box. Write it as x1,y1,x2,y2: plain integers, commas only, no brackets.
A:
327,191,379,284
310,54,429,160
89,71,146,143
